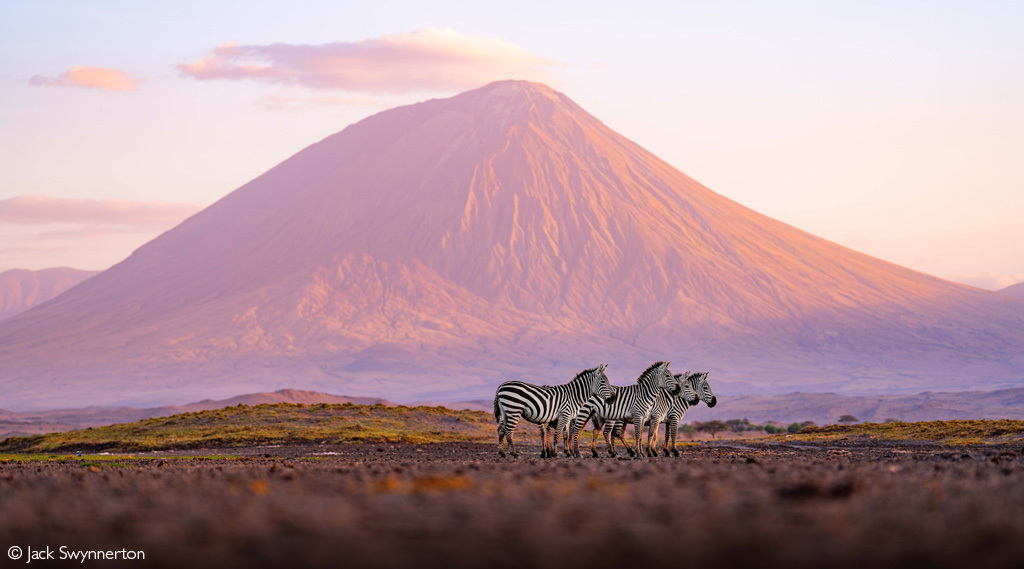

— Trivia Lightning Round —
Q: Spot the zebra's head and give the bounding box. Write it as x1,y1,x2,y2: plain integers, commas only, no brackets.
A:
661,361,682,396
593,363,616,404
675,372,700,405
691,372,717,407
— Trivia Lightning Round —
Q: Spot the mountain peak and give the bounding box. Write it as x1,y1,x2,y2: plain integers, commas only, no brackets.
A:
0,82,1022,409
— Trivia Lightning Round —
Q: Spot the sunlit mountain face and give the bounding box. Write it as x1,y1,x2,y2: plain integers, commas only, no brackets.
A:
1,80,1021,410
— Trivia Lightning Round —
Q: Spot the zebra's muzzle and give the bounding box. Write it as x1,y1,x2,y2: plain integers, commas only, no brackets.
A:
708,396,717,408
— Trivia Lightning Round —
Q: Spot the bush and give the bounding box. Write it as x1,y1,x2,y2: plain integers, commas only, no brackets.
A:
726,419,753,433
695,420,728,439
764,425,778,434
678,423,696,440
787,422,803,434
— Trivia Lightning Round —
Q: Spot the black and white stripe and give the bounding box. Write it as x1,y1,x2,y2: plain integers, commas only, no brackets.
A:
568,362,679,459
659,371,716,456
589,372,699,457
493,364,614,458
606,371,717,457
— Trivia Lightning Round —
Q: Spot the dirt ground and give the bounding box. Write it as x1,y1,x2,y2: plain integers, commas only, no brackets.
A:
1,440,1023,568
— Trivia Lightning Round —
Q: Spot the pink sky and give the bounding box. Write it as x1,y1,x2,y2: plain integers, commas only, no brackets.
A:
1,3,1021,290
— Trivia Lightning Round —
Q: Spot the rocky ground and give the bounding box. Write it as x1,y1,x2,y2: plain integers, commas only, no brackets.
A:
1,440,1022,568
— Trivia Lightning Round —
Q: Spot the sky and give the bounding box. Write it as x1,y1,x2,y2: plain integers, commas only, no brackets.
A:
1,1,1021,289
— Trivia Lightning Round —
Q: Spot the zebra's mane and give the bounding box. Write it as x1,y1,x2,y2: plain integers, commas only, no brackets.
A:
570,366,600,384
637,361,666,384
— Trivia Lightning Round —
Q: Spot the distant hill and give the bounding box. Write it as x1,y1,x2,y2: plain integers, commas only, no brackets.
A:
0,389,394,438
447,388,1024,425
0,268,99,321
1000,282,1024,301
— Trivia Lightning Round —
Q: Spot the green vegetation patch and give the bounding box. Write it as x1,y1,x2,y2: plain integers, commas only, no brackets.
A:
0,403,495,453
799,419,1024,444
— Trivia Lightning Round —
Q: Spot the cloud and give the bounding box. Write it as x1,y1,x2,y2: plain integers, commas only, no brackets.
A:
177,28,563,94
29,66,141,93
0,196,203,230
950,272,1024,291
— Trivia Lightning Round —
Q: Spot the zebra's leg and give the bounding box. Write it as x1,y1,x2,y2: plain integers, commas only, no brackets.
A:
661,421,672,457
667,418,679,457
630,419,638,460
498,427,506,458
552,422,564,458
569,419,583,458
540,421,548,458
613,424,635,457
503,412,521,458
555,414,570,458
604,423,618,457
569,416,585,458
648,423,660,457
591,422,603,457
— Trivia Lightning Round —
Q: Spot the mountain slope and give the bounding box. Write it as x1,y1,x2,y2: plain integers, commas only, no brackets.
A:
0,81,1021,410
1001,282,1024,301
0,268,99,321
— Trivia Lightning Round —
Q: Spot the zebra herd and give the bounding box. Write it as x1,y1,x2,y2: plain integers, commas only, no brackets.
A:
493,361,717,459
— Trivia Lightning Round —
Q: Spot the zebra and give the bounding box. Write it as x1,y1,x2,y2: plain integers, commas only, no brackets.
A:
604,371,717,457
493,364,614,458
568,361,679,459
661,371,716,456
586,371,698,457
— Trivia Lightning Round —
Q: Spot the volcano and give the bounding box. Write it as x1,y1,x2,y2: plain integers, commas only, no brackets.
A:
1,81,1022,410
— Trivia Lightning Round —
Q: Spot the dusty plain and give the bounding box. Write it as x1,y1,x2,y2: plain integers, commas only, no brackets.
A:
2,439,1023,568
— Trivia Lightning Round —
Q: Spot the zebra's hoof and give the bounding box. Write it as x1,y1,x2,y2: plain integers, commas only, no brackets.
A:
499,450,507,458
511,452,520,458
671,450,680,457
591,449,599,458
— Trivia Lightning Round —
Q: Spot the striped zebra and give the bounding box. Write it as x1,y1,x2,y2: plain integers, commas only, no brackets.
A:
493,364,614,458
567,361,679,459
605,371,717,457
661,371,716,456
586,371,699,457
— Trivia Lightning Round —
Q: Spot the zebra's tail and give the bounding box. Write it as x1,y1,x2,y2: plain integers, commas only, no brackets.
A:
493,395,501,424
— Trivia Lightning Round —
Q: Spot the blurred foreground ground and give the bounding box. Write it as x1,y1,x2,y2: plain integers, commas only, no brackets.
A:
1,440,1022,568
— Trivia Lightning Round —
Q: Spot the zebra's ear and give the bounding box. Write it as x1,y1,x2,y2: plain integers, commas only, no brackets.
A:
666,361,672,368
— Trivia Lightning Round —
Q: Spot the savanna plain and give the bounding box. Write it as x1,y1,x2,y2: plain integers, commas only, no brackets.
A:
1,405,1023,568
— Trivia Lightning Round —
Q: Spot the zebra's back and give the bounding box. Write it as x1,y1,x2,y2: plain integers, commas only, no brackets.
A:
495,381,563,424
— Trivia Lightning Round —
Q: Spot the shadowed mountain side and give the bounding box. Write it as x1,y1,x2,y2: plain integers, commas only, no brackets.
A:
0,81,1022,409
0,268,99,321
447,388,1024,426
1001,282,1024,301
0,389,394,438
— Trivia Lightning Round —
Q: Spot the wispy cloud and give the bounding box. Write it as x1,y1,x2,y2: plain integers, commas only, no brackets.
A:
29,66,141,93
950,272,1024,291
0,196,202,229
178,28,562,94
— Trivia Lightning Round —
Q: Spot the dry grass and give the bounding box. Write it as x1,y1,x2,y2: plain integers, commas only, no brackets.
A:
799,419,1024,444
0,403,495,452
